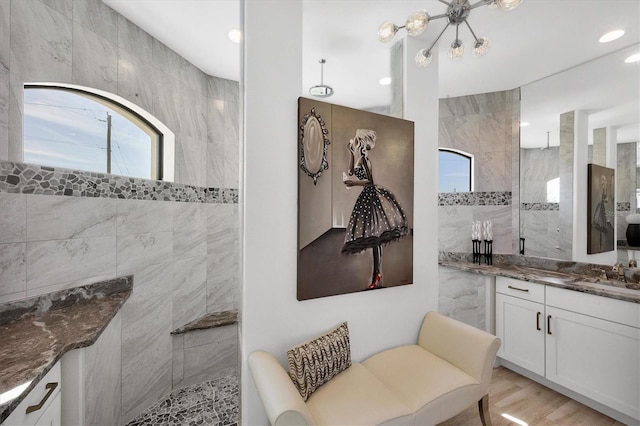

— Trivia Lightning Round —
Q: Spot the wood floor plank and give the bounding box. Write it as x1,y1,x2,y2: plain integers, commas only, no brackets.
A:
438,366,621,426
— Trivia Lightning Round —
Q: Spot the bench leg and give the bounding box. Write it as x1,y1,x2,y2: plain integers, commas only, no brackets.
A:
478,394,491,426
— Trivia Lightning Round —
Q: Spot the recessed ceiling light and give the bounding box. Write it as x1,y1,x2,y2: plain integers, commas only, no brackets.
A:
228,28,242,44
379,77,392,86
625,53,640,63
520,122,530,127
599,29,625,43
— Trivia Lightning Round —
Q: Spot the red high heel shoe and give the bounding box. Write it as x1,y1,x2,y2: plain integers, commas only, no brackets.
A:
368,273,382,289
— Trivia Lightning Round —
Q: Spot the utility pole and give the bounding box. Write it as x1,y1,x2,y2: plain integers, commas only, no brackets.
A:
106,112,112,173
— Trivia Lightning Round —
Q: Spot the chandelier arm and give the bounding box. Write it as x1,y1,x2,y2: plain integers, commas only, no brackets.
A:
437,0,452,5
464,20,481,43
426,22,451,53
430,13,448,20
469,0,492,9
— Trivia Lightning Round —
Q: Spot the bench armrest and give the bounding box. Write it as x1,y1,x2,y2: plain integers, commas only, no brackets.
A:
417,312,500,394
248,350,317,426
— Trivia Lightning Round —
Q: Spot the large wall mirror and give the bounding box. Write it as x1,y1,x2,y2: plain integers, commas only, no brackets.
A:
520,42,640,260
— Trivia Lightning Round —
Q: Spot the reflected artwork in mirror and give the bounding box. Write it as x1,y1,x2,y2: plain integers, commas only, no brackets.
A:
587,164,615,254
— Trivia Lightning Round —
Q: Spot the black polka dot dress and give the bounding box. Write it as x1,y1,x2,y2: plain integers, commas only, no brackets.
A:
341,166,410,254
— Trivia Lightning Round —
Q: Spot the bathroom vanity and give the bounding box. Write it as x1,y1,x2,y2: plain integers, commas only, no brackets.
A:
440,257,640,424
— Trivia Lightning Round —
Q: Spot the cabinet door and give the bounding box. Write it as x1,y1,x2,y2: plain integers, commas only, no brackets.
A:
496,293,545,376
546,306,640,421
34,393,61,426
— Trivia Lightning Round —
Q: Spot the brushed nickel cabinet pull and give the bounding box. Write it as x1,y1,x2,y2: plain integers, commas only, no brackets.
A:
547,315,552,335
26,382,58,414
508,285,529,292
536,312,541,331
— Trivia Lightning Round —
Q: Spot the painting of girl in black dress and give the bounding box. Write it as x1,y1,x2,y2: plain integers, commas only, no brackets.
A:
297,97,413,301
341,129,410,289
587,164,615,254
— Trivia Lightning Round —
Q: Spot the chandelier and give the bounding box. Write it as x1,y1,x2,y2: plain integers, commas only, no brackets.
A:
378,0,523,67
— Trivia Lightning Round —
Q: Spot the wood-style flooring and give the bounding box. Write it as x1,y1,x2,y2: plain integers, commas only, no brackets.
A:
439,366,625,426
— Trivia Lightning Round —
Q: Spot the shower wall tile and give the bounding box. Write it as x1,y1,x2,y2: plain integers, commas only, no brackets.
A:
72,23,118,93
179,86,207,139
120,262,173,423
26,236,116,290
84,311,122,426
174,202,207,259
207,142,225,189
10,0,72,83
152,39,182,82
0,243,26,297
179,58,206,94
0,65,8,161
172,256,207,329
117,48,154,113
116,198,173,235
207,76,225,100
117,15,153,64
8,72,23,163
175,135,206,187
151,68,182,134
0,0,8,73
0,192,26,244
72,0,118,45
26,194,116,241
39,0,73,18
116,232,172,271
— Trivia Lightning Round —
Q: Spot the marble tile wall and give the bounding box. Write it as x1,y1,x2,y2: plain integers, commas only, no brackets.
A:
438,90,519,256
83,311,122,426
438,266,488,331
0,0,239,190
1,1,240,422
172,324,238,390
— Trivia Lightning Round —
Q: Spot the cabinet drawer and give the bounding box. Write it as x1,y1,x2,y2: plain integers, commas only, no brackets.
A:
2,362,61,426
546,286,640,328
496,277,545,303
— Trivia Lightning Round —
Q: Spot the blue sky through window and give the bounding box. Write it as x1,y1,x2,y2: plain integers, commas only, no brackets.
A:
24,88,154,179
438,150,472,192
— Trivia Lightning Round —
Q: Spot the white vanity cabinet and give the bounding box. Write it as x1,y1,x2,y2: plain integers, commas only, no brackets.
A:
495,276,640,423
2,362,61,426
495,277,546,376
545,286,640,421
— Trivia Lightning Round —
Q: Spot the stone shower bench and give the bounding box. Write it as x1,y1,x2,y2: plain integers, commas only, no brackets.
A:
170,309,238,335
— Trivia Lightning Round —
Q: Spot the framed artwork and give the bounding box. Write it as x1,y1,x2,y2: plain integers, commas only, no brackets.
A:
587,163,615,254
297,97,414,300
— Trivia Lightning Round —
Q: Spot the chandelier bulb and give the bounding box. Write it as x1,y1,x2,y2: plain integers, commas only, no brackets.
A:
473,37,490,57
378,22,399,42
449,39,464,59
495,0,523,11
405,10,430,36
415,49,433,67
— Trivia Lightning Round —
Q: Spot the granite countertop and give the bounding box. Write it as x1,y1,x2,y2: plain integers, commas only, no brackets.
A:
0,277,132,423
439,258,640,304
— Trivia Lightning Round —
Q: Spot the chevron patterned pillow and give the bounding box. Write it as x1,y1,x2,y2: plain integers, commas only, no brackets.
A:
286,321,352,401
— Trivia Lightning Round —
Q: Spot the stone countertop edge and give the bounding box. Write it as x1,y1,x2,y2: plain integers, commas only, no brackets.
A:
0,277,133,424
439,260,640,304
170,309,238,335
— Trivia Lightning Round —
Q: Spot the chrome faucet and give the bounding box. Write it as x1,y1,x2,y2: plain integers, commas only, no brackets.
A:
612,263,626,282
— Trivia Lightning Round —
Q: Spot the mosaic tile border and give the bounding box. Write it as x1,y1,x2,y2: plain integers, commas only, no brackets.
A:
521,202,560,211
0,162,238,204
127,369,238,426
438,191,511,206
617,202,631,212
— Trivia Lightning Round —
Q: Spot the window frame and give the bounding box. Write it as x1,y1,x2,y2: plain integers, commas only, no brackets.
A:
23,83,175,182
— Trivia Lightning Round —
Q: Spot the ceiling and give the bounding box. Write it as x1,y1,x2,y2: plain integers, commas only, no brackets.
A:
102,0,639,149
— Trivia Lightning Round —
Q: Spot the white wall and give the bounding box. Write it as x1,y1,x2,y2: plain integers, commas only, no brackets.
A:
241,1,440,424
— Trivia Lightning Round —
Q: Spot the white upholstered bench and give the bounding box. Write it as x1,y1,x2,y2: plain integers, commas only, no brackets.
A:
249,311,501,425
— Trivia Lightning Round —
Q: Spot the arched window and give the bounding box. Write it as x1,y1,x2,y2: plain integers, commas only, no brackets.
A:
438,148,474,192
23,84,174,181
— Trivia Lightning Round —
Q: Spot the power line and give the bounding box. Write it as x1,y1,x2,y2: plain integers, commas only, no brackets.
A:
24,135,105,149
